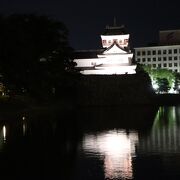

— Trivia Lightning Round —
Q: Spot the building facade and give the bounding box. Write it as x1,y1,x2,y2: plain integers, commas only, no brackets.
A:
134,45,180,72
134,30,180,73
74,23,136,75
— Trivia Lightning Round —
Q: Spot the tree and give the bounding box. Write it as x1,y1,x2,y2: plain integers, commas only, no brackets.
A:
142,65,175,93
156,78,170,93
0,14,73,98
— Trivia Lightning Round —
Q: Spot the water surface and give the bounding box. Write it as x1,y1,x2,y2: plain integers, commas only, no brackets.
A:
0,106,180,179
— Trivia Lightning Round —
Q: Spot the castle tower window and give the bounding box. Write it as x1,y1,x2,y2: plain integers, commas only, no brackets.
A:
119,40,123,44
102,40,107,45
124,39,128,45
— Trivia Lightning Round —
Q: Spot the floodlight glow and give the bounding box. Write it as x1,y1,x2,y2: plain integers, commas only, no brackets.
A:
152,80,159,90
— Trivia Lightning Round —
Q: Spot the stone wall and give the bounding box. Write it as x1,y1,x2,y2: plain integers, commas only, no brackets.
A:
76,73,155,106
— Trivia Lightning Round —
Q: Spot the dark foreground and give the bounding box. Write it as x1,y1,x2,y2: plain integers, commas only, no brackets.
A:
1,105,180,179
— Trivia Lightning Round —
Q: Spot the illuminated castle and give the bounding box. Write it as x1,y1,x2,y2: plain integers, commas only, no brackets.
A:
74,20,136,75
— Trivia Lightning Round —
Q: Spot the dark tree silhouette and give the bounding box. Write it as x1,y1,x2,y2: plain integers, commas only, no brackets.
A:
0,14,73,98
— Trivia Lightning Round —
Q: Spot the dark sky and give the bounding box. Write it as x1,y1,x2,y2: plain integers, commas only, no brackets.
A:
0,0,180,50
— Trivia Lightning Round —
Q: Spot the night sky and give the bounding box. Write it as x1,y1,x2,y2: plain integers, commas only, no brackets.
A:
0,0,180,50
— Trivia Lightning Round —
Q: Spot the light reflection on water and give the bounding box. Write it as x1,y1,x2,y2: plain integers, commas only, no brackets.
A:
82,130,138,179
137,106,180,154
0,115,28,151
80,106,180,179
3,125,6,141
22,116,27,136
1,106,180,179
0,125,6,152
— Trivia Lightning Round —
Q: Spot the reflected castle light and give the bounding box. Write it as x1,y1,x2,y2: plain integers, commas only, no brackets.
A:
83,130,138,179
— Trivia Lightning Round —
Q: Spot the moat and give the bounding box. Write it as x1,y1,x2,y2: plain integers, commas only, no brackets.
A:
0,105,180,179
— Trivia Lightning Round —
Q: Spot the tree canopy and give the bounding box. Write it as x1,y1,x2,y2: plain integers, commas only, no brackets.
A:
142,65,175,88
0,14,73,98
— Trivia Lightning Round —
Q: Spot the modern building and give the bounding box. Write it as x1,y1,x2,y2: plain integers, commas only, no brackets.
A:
73,22,136,75
134,29,180,73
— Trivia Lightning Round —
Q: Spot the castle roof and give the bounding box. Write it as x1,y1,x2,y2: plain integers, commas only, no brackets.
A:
102,25,128,35
73,49,104,59
102,41,129,54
